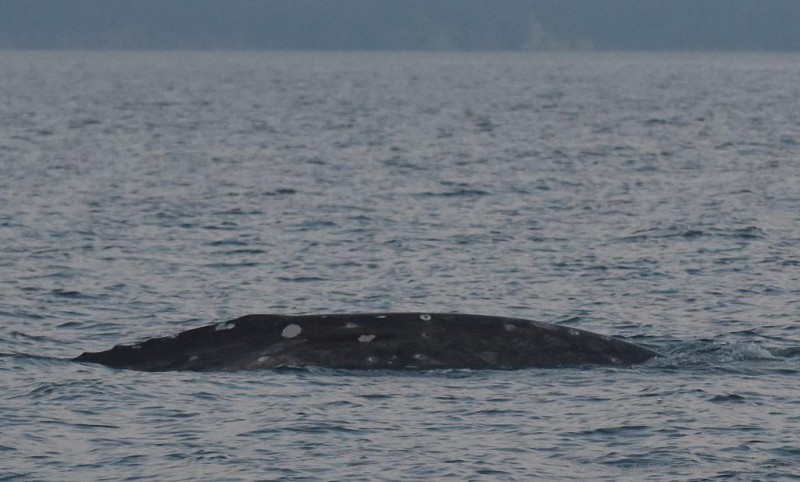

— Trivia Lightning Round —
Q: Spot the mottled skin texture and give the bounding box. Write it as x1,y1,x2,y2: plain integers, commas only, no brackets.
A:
74,313,661,371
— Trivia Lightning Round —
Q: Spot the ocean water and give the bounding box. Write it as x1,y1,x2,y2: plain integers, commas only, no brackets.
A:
1,51,799,480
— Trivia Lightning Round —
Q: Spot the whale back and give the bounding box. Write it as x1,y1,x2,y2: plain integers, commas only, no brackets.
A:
74,313,661,371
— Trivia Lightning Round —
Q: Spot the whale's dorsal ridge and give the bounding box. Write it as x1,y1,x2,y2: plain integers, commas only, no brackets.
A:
74,312,661,371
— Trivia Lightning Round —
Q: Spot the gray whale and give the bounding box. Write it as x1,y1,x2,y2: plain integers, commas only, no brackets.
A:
73,313,660,371
74,313,661,371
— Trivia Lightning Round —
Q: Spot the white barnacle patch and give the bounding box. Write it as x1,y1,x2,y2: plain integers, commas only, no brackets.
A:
420,331,430,339
420,314,431,321
413,353,427,360
257,356,270,363
376,315,387,319
568,328,580,336
366,356,378,364
130,344,141,350
344,322,359,329
358,334,376,343
480,351,498,363
609,356,621,365
215,322,235,331
281,324,302,338
504,323,517,332
189,355,199,362
529,319,559,331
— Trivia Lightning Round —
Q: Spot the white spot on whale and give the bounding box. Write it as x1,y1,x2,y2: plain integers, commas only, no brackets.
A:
358,334,376,343
420,314,431,321
609,356,621,364
215,322,235,331
282,324,302,338
413,353,426,360
376,315,387,319
504,323,517,331
480,351,497,362
189,355,199,362
344,322,359,329
568,328,580,336
529,320,559,331
130,344,141,350
257,356,270,363
366,356,377,364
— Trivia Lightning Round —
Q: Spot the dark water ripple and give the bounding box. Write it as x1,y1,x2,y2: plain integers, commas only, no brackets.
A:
1,51,800,480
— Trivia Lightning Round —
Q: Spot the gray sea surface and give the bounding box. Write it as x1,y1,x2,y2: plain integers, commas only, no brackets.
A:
1,51,799,480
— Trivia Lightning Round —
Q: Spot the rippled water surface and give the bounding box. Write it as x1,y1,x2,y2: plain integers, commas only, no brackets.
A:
1,51,799,480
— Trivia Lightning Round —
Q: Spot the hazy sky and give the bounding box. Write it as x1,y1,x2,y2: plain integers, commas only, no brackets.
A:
2,0,799,51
